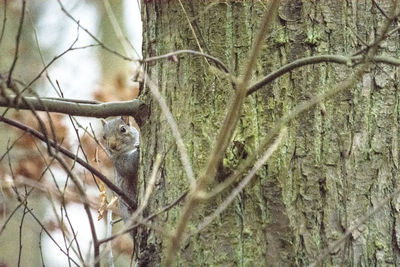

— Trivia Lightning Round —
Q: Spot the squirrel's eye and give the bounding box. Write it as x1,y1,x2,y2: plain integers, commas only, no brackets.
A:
120,126,126,133
102,135,106,140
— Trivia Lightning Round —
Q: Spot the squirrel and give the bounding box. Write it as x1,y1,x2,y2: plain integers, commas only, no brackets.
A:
102,116,139,228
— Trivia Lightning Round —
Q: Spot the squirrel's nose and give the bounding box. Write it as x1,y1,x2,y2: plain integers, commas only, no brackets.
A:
108,137,117,150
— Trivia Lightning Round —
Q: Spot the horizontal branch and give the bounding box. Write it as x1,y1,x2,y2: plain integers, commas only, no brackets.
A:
0,96,149,125
247,55,400,95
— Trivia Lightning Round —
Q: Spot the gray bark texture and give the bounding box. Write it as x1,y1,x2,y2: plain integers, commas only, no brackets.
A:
138,1,400,266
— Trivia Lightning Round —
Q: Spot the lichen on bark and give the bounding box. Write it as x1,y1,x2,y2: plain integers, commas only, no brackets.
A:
139,1,400,266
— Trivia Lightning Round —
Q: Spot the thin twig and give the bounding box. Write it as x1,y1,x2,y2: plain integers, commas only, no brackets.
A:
17,204,28,267
18,22,79,96
28,7,63,98
372,0,389,19
57,0,134,62
386,24,400,39
5,161,80,266
348,25,369,47
102,0,138,59
98,191,187,245
145,77,196,188
9,94,56,159
0,201,24,236
62,197,85,264
7,0,25,87
12,83,99,266
0,142,58,237
39,230,45,266
10,22,98,99
133,154,162,216
0,132,25,162
66,114,100,190
32,138,85,265
55,81,100,193
3,24,73,158
54,153,100,267
177,0,209,67
25,201,81,266
142,49,230,74
99,155,161,249
0,177,103,212
105,209,115,267
351,15,400,56
0,0,7,46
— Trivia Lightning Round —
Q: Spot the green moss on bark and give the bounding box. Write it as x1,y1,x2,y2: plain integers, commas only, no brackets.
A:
140,1,400,266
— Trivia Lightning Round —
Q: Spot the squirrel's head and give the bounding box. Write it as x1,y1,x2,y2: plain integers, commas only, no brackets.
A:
102,116,139,157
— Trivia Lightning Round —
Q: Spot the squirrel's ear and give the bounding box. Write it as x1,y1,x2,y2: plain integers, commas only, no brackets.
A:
101,119,107,126
121,116,130,125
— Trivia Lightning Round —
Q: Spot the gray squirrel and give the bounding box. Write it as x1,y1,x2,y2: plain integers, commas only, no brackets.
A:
102,116,139,225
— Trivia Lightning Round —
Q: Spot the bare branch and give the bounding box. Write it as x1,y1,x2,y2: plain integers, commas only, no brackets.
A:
372,0,390,18
2,170,81,266
0,95,149,123
0,132,25,162
53,153,100,267
57,0,135,62
39,230,45,266
352,19,400,56
134,154,162,216
17,204,28,267
7,0,25,87
142,49,230,74
0,176,104,214
5,86,101,264
177,0,208,67
145,76,196,188
247,55,400,95
66,114,100,191
15,14,82,97
0,201,24,236
98,191,188,245
25,201,81,266
0,0,7,46
102,0,138,59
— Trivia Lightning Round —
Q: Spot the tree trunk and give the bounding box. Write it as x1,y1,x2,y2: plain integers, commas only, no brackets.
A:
139,1,400,266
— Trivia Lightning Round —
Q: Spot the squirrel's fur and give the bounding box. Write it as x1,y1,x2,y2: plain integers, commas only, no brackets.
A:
102,116,139,223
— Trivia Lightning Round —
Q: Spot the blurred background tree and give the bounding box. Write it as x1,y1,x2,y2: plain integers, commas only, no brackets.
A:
0,1,141,266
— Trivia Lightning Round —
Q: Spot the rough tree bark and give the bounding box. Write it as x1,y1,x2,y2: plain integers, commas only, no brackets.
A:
138,1,400,266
